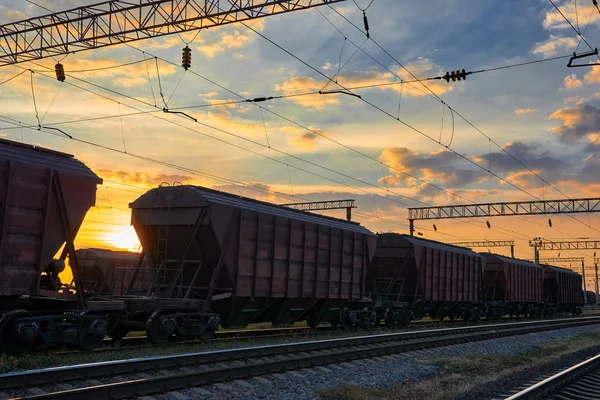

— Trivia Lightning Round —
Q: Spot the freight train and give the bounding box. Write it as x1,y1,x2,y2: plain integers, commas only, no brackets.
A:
0,138,584,354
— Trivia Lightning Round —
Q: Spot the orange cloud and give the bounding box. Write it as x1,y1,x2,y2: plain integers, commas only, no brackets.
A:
564,74,583,90
532,35,577,57
196,19,265,58
275,59,452,109
515,108,536,114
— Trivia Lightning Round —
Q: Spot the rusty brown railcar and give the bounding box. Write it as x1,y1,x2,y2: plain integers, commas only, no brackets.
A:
542,264,583,315
368,233,485,324
129,184,376,341
0,138,123,353
77,248,152,296
481,253,544,319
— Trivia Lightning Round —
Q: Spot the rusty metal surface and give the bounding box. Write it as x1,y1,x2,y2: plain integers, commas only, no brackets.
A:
541,264,584,305
76,248,152,296
371,233,484,303
0,138,101,298
130,185,376,327
482,253,544,303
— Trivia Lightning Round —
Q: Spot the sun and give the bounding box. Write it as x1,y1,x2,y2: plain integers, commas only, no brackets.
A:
102,225,141,252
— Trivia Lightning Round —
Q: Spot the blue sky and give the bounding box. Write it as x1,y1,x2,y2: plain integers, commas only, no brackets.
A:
1,0,600,281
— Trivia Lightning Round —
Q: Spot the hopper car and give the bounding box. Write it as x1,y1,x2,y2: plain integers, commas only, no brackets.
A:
0,138,585,353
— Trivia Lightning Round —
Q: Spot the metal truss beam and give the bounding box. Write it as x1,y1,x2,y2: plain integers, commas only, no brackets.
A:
407,197,600,236
538,257,584,263
529,239,600,251
281,199,356,221
0,0,345,66
452,240,515,257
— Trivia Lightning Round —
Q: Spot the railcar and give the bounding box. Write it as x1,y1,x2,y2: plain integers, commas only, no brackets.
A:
481,254,544,319
125,184,377,343
367,233,485,325
541,264,584,315
0,138,124,354
77,247,152,297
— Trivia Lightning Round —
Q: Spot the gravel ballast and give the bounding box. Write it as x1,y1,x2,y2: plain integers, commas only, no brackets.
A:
155,324,600,400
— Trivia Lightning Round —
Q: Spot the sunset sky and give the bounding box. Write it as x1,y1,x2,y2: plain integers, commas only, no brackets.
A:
1,0,600,289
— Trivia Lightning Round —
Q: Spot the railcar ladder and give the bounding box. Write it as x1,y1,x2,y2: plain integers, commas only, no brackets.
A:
152,225,169,295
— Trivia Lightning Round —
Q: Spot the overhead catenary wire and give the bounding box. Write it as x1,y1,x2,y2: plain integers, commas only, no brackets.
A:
322,3,600,236
1,49,569,242
0,114,461,238
8,65,551,245
7,1,592,244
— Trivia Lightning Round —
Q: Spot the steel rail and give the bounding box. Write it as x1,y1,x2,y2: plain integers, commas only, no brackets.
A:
10,317,600,400
505,353,600,399
4,316,600,397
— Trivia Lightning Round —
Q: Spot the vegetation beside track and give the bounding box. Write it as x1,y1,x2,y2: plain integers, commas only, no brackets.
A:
316,330,600,400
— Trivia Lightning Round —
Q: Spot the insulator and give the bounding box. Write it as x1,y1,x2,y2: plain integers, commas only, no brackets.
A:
432,224,437,232
461,68,467,80
548,218,552,227
486,221,491,229
182,46,191,70
55,63,65,82
362,11,370,38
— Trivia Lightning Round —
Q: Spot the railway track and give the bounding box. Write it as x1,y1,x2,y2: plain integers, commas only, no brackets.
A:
80,314,593,353
505,352,600,399
5,316,600,400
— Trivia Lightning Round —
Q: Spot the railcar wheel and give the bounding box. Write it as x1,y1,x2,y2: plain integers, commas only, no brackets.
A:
0,310,33,355
340,310,357,330
146,311,170,345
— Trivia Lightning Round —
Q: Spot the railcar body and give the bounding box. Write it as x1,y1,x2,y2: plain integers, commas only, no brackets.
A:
0,138,123,354
541,264,584,315
367,233,485,325
77,248,152,296
481,253,544,319
128,184,376,343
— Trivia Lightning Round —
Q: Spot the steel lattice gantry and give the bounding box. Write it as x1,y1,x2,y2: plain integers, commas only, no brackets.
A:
0,0,345,66
407,197,600,236
280,199,356,221
451,240,515,257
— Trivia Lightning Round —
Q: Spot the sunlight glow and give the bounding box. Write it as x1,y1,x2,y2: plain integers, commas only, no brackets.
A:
101,225,141,252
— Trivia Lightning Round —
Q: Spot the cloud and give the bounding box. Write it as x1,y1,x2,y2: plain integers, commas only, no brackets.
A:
583,66,600,85
280,125,328,149
543,3,599,30
379,147,487,189
564,74,583,90
195,19,264,58
275,59,452,109
531,35,577,57
379,142,567,195
549,103,600,143
96,170,204,188
515,108,536,114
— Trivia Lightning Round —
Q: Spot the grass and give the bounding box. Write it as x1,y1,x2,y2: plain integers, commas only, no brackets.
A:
315,331,600,400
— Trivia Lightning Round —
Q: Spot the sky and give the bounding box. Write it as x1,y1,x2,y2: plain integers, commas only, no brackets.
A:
1,0,600,289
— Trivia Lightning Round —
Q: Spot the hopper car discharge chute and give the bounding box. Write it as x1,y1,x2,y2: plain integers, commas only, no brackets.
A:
127,184,377,343
0,138,124,354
